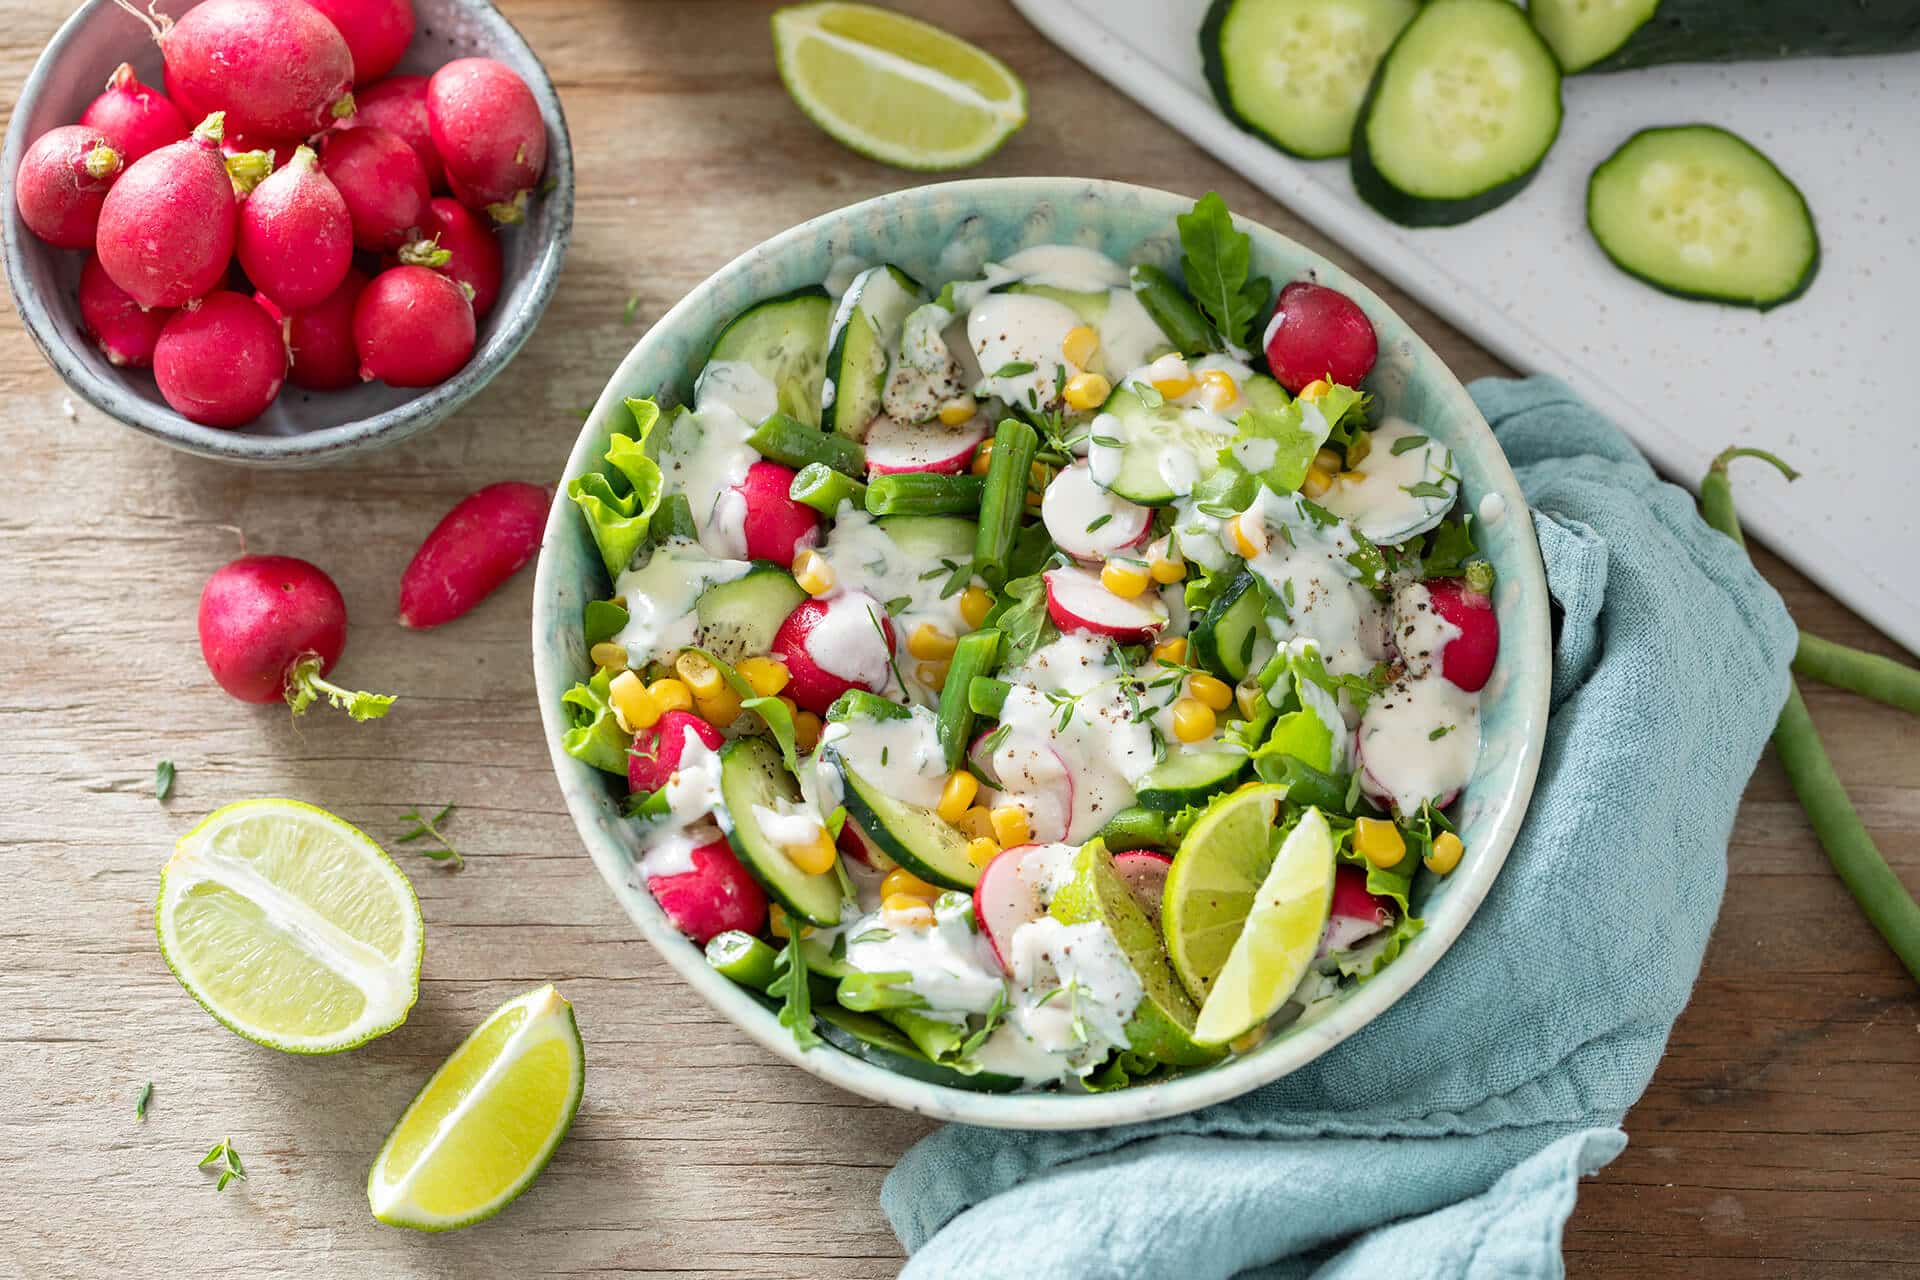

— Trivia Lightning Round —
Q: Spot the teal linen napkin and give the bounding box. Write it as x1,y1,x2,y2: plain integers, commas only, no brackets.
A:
881,376,1799,1278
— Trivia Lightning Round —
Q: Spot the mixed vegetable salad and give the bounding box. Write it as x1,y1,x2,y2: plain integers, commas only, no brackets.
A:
560,194,1503,1091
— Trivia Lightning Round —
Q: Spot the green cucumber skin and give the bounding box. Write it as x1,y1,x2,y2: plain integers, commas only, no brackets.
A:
1586,125,1820,312
1582,0,1920,73
1200,0,1411,161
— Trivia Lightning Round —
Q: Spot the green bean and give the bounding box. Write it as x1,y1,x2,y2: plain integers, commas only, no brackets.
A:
1793,633,1920,717
1130,264,1215,356
747,411,866,477
1096,805,1172,851
1703,447,1920,983
837,970,926,1012
972,418,1039,588
883,1008,968,1061
969,676,1011,717
938,629,1003,770
865,471,986,517
825,689,909,725
790,462,867,515
705,930,779,991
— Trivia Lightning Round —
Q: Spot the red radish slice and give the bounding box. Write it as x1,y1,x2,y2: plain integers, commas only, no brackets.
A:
836,818,878,868
1323,864,1394,953
1425,577,1498,692
1043,565,1169,641
628,710,725,795
1262,281,1378,394
770,595,896,714
1041,463,1151,560
1112,849,1171,931
648,837,767,944
966,728,1005,787
863,415,988,475
972,843,1048,973
986,734,1073,843
735,460,820,566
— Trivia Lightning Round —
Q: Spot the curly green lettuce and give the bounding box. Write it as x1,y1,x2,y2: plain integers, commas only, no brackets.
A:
568,397,669,580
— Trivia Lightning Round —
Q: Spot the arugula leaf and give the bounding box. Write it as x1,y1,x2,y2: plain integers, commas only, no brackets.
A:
154,760,175,803
991,573,1056,667
1176,192,1271,351
768,934,822,1051
567,397,668,579
1417,515,1478,578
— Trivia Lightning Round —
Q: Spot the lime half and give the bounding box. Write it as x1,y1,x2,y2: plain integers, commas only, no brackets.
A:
771,2,1027,171
157,799,423,1054
368,984,584,1232
1192,807,1336,1047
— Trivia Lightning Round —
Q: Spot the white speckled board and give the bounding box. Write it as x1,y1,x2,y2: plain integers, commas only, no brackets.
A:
1013,0,1920,654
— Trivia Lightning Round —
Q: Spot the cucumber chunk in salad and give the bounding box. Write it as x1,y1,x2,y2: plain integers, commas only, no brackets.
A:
706,287,834,427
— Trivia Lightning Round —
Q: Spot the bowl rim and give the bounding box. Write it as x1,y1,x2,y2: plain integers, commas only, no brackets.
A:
0,0,574,466
532,176,1551,1130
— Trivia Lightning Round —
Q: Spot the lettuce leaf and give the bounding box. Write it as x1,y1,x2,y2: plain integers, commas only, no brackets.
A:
567,397,668,579
1220,382,1367,497
1330,911,1424,982
561,666,633,776
1082,1049,1164,1092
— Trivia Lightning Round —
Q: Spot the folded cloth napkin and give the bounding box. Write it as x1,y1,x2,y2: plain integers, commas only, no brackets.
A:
882,376,1799,1279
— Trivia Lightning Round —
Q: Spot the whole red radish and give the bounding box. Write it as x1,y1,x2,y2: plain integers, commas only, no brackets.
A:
197,554,395,718
153,292,286,428
736,461,819,565
1424,576,1499,692
321,126,429,252
648,837,767,944
1263,281,1378,394
79,253,171,368
306,0,415,84
427,58,547,222
353,264,476,386
80,63,186,164
398,481,550,628
402,198,501,315
222,129,294,174
771,596,897,714
236,146,352,312
257,267,367,391
95,113,236,309
628,711,725,795
121,0,357,138
13,125,121,249
348,76,444,189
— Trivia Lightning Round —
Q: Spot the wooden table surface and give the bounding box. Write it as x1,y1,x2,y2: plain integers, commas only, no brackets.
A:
3,2,1916,1275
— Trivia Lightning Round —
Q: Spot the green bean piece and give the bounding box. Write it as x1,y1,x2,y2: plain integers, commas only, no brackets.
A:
1096,805,1171,851
969,676,1011,717
1793,633,1920,717
972,418,1039,588
747,411,867,478
837,970,926,1012
865,471,987,517
883,1008,969,1061
790,462,867,516
705,931,779,991
938,629,1003,770
1130,263,1215,357
1703,447,1920,984
826,689,910,724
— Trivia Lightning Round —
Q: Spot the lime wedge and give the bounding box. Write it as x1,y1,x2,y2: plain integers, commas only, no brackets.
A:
771,2,1027,171
1192,807,1337,1047
368,984,584,1232
1162,784,1290,1004
156,799,422,1054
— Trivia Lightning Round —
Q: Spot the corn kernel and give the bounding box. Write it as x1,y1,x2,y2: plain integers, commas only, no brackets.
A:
793,710,823,752
1061,325,1100,369
989,804,1031,847
734,655,790,698
1197,368,1237,411
692,683,742,729
1234,682,1261,719
965,836,1001,869
1225,513,1264,558
1151,371,1196,400
881,866,942,901
1300,467,1334,499
1355,817,1406,869
915,659,952,688
937,395,978,426
1425,831,1464,875
937,771,980,823
675,650,726,698
1149,556,1186,584
648,678,693,714
959,585,993,630
1062,372,1111,412
778,694,799,717
970,439,994,476
1314,446,1344,473
1171,697,1216,742
1189,672,1234,711
882,894,935,927
907,623,956,661
785,826,838,876
1101,560,1151,599
956,807,995,840
793,548,835,596
589,641,629,671
1152,636,1189,666
608,670,662,732
1299,378,1330,401
1345,432,1372,469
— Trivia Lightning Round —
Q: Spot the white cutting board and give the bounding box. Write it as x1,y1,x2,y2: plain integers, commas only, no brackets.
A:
1013,0,1920,654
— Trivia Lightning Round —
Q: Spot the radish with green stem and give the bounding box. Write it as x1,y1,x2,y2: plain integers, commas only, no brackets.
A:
347,76,444,190
13,125,121,248
80,62,186,164
403,197,501,316
153,292,286,427
79,252,170,368
306,0,415,85
398,481,550,628
197,555,395,720
95,113,236,308
353,264,475,386
113,0,358,138
426,58,547,223
237,146,352,312
320,125,429,252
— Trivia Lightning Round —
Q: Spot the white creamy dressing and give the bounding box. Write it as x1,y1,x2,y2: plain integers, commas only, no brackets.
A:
826,266,921,418
1391,581,1461,680
817,505,969,699
844,897,1005,1013
1040,462,1150,560
997,244,1129,292
611,538,751,666
751,796,823,849
883,302,968,424
822,254,867,300
1086,353,1253,499
1358,669,1480,817
1317,417,1458,545
657,360,775,556
1238,487,1388,680
635,737,727,880
968,292,1081,411
805,589,902,695
826,701,949,809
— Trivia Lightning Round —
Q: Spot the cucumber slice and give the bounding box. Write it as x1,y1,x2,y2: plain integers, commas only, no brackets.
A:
707,287,834,428
1202,0,1417,160
1587,125,1820,311
877,514,978,563
696,563,808,664
1528,0,1659,72
717,737,843,926
830,756,979,890
1008,281,1106,325
1351,0,1563,227
1098,376,1288,505
1135,749,1249,813
827,265,924,440
814,1006,1021,1093
1190,571,1268,682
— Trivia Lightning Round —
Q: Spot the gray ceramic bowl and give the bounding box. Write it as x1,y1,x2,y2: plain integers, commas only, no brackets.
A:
1,0,572,466
533,178,1551,1129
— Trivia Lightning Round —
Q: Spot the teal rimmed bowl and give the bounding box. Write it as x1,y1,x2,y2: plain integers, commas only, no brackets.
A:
532,178,1550,1130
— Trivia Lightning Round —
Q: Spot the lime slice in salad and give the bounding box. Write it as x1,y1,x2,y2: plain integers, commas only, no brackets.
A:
1191,807,1337,1048
771,2,1027,171
156,798,423,1054
368,984,584,1232
1162,784,1291,1004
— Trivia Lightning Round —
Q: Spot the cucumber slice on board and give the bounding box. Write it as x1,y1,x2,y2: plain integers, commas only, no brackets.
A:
716,737,844,926
707,287,834,428
696,563,808,663
1189,571,1268,682
1134,749,1249,813
827,264,924,440
1350,0,1563,227
1098,376,1288,505
1201,0,1418,159
829,756,980,890
1528,0,1659,72
1587,125,1820,311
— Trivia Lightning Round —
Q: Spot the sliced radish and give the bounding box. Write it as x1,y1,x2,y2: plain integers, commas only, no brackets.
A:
1322,864,1394,954
836,817,879,868
863,414,988,475
967,727,1005,787
1042,463,1151,560
771,594,896,714
648,837,767,944
1425,577,1498,693
973,842,1047,973
988,732,1074,843
1043,565,1169,641
1111,849,1172,931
